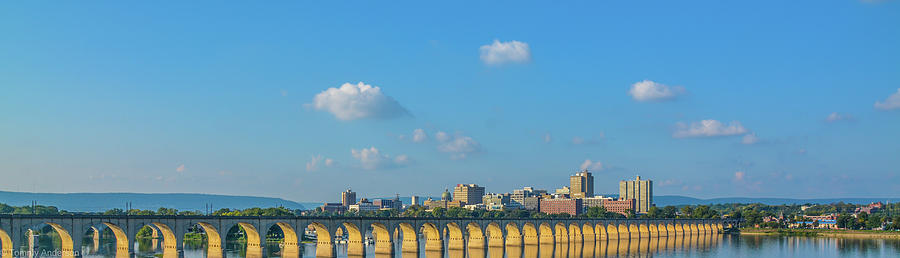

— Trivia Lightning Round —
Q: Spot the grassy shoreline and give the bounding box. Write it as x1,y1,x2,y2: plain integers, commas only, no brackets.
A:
740,228,900,239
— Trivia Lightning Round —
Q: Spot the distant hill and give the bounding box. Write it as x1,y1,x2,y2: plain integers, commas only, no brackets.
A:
650,195,900,206
0,191,305,212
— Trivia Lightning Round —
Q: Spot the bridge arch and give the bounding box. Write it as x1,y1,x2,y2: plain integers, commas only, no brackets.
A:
521,223,538,246
465,222,484,249
582,223,595,243
133,224,161,253
505,222,522,246
649,223,658,238
567,223,582,243
485,222,504,248
689,223,699,235
96,222,129,254
607,223,619,240
263,222,299,257
341,222,364,256
151,222,177,250
617,224,629,239
0,227,11,258
308,222,334,257
538,222,554,245
35,222,75,257
82,226,100,254
398,222,418,253
639,223,649,238
554,222,568,244
419,222,442,251
221,222,262,257
369,223,393,254
445,222,464,250
595,223,608,241
629,223,639,238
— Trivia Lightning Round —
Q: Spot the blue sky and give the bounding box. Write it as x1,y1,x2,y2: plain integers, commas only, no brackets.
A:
1,1,898,202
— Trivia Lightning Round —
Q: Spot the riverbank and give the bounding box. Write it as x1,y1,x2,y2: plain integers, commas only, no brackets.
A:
741,228,900,239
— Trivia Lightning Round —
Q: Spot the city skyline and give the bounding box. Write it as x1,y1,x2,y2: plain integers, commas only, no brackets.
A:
2,1,900,202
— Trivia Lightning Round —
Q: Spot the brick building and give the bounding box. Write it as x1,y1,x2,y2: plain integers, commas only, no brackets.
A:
540,198,583,216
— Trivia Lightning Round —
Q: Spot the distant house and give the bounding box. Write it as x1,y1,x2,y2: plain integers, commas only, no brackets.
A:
790,214,838,229
855,202,883,214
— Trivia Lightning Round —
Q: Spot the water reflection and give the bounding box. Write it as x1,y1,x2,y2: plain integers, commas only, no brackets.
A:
73,233,900,257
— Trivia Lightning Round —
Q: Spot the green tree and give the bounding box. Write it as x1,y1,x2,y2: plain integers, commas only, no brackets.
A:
431,207,446,217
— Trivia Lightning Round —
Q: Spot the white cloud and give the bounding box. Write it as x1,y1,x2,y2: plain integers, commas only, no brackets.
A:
628,80,685,102
351,147,408,170
309,82,409,121
306,155,335,172
176,164,185,173
579,159,604,171
435,131,450,142
733,171,745,181
435,131,481,159
571,134,604,145
673,119,748,138
826,112,854,122
874,88,900,110
412,129,427,143
742,133,760,145
479,40,531,65
394,155,411,165
543,133,552,143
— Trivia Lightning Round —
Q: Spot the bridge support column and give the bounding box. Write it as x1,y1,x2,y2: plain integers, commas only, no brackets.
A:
72,236,83,258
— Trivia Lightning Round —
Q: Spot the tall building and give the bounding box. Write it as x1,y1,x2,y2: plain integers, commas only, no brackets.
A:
570,170,594,199
410,196,420,206
619,176,653,214
453,184,485,205
341,188,356,206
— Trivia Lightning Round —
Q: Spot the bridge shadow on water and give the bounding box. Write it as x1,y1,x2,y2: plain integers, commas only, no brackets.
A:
97,234,719,257
299,234,721,258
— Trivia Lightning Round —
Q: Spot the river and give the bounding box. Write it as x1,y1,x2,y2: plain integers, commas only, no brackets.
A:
73,233,900,258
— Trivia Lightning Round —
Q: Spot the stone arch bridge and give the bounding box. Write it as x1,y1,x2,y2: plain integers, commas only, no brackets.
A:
0,215,740,257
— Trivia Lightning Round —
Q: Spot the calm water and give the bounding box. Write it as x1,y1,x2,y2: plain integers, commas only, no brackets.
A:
73,234,900,258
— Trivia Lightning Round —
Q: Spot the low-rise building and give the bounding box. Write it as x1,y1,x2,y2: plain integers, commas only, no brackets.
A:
540,198,583,216
348,202,380,212
601,199,635,216
523,196,541,211
511,187,547,210
423,198,463,210
856,202,884,214
465,203,486,210
583,196,614,208
320,203,346,213
483,193,515,210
